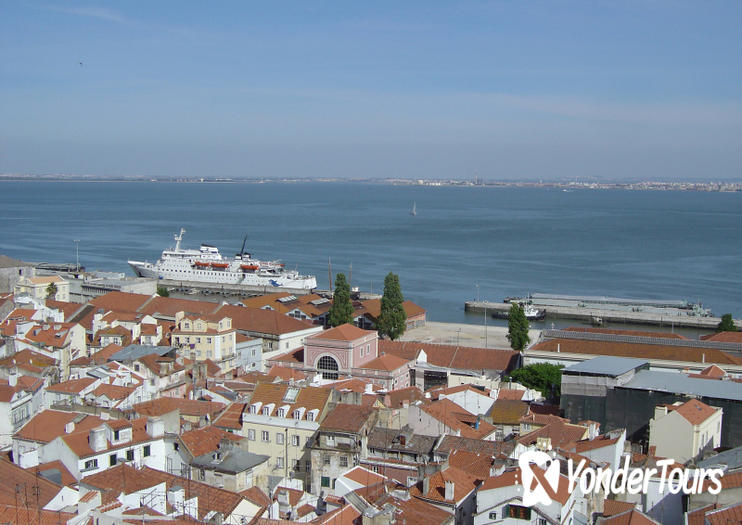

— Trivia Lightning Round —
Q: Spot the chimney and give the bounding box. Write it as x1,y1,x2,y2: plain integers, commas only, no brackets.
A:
444,480,455,501
8,368,18,387
557,343,560,353
146,416,165,438
167,486,185,511
65,421,75,434
422,476,430,496
277,490,290,514
89,427,107,452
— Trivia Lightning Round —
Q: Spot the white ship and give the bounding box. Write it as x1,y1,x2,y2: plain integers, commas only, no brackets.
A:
128,229,317,290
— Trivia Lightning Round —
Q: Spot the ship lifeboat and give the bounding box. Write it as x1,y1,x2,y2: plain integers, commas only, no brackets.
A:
241,264,260,271
193,261,210,267
211,262,229,269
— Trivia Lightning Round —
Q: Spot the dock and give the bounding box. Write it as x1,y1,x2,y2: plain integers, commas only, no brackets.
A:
464,300,738,330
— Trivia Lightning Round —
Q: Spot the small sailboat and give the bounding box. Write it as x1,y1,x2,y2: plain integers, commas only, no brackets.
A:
410,201,417,216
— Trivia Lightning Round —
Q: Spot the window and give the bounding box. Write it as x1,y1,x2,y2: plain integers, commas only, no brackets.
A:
321,476,330,488
207,337,212,343
84,459,98,470
505,505,531,520
198,469,205,481
539,519,547,525
262,407,271,416
109,454,117,467
294,460,301,472
143,445,151,457
339,456,348,467
317,355,339,380
113,430,120,440
323,454,330,466
307,412,315,422
126,449,134,461
196,337,201,343
261,431,270,442
248,429,256,441
277,457,284,468
306,460,312,471
489,512,497,520
276,432,284,445
277,408,285,418
173,442,179,451
292,435,300,447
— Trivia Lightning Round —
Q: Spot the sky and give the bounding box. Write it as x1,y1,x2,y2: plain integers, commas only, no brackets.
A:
1,1,741,180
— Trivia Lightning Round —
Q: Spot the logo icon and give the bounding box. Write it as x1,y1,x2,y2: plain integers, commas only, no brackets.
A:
518,450,561,507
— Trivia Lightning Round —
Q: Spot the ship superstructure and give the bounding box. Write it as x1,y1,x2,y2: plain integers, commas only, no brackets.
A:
128,229,317,290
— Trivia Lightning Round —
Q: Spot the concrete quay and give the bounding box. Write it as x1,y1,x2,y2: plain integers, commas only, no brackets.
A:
464,300,736,330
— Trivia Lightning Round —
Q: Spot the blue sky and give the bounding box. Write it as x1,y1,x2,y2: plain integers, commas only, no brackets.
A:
1,1,741,180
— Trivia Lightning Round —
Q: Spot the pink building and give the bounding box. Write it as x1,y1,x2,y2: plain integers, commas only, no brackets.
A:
304,324,378,379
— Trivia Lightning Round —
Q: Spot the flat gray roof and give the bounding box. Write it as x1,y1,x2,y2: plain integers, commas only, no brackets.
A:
110,344,174,361
623,370,742,401
562,356,649,377
698,445,742,470
192,450,269,474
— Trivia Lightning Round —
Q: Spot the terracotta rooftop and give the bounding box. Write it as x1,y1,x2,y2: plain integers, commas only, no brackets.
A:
379,340,518,372
241,486,271,507
132,398,225,418
81,464,248,520
342,466,386,486
247,383,331,420
33,459,77,486
565,326,688,339
14,409,105,443
704,502,742,525
267,365,307,381
320,403,375,433
410,465,481,504
0,458,64,508
0,504,75,525
359,353,411,372
701,331,742,343
421,398,497,439
214,403,246,430
436,435,514,457
360,299,426,319
666,399,720,425
602,500,637,517
90,291,154,314
92,383,135,400
216,304,316,336
310,323,375,342
479,467,570,505
517,416,588,449
530,337,742,366
180,425,243,457
688,364,727,380
46,376,97,394
599,508,661,524
380,386,428,409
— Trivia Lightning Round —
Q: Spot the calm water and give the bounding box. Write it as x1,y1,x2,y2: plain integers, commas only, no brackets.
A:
0,181,739,323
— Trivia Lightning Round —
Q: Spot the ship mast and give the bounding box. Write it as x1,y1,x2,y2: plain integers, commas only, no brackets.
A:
174,228,186,251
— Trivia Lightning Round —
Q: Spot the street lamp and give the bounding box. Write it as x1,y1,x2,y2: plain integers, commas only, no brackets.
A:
73,240,80,272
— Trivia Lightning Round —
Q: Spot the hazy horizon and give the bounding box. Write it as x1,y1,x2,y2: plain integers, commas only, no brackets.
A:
2,2,741,180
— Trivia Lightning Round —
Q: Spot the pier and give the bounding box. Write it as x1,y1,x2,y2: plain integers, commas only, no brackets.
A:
464,300,739,330
158,278,316,297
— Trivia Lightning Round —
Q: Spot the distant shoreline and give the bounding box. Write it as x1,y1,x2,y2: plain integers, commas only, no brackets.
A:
1,175,740,192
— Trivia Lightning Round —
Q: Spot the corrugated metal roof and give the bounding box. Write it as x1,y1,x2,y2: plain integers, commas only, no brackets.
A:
563,356,649,376
623,370,742,401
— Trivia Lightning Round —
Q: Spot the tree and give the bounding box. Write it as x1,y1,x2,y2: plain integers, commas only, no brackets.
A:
506,303,530,351
377,272,407,340
717,313,737,332
327,273,354,327
46,282,58,300
506,363,564,401
157,286,170,297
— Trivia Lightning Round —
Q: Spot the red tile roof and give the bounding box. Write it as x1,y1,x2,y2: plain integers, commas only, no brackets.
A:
411,465,481,504
0,458,64,507
599,508,661,524
0,504,74,525
213,403,246,430
311,323,375,342
603,500,637,517
359,353,410,372
267,365,307,381
46,376,97,394
667,399,719,425
180,425,243,458
132,398,225,419
14,409,105,443
704,502,742,525
216,304,316,336
320,403,375,433
701,331,742,343
421,398,496,439
480,467,570,505
342,466,386,486
380,340,518,372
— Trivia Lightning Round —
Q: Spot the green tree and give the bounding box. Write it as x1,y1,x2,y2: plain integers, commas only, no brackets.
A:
328,273,354,327
506,363,564,401
506,303,530,350
717,313,737,332
377,272,407,340
46,282,58,300
157,286,170,297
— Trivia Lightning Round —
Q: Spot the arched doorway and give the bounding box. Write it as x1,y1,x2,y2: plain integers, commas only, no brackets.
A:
317,355,339,380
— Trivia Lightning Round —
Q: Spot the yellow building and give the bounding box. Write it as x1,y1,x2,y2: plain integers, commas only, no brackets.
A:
172,311,236,371
215,383,332,492
14,275,70,302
